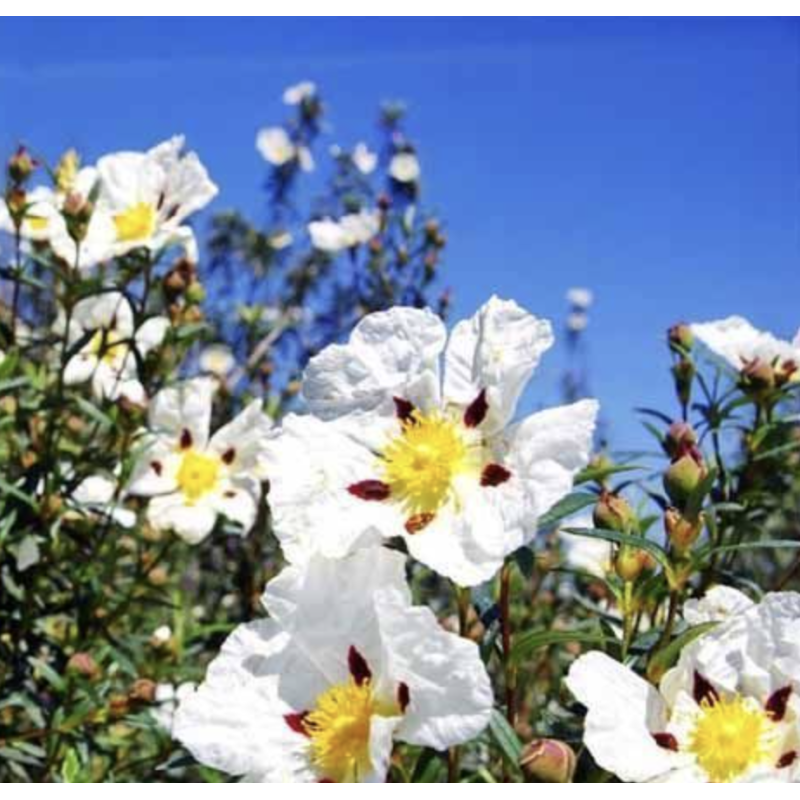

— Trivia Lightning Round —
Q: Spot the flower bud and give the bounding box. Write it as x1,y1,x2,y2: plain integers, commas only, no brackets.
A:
671,359,695,408
776,359,798,387
665,507,704,554
593,491,636,534
663,453,706,509
740,358,776,395
7,146,36,184
5,187,27,224
615,546,651,582
129,678,157,704
185,280,206,305
55,149,80,193
667,322,693,354
664,421,698,460
67,652,99,681
520,738,577,783
62,192,94,243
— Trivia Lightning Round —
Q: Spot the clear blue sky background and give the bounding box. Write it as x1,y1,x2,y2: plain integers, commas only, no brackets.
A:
0,18,797,449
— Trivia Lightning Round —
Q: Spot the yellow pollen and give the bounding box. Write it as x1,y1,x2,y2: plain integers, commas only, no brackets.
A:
113,202,157,242
27,215,49,232
176,450,221,503
88,329,127,366
303,679,378,783
381,410,476,515
688,695,774,782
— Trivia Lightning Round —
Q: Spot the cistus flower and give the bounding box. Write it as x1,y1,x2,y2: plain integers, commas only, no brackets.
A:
683,585,754,625
566,592,800,782
351,142,377,175
282,80,317,106
95,135,218,259
173,547,493,782
62,292,169,404
127,378,272,544
256,127,314,172
388,152,420,184
199,344,236,379
265,297,598,586
691,316,800,384
566,287,593,310
307,210,380,253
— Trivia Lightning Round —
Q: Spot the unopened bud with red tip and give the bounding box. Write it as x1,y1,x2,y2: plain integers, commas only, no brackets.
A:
520,738,577,783
5,187,27,225
7,147,36,184
376,192,392,212
593,491,637,534
62,192,94,243
667,323,694,355
671,359,695,408
740,358,776,396
67,652,100,681
665,507,704,554
777,359,798,387
664,421,699,460
663,452,706,509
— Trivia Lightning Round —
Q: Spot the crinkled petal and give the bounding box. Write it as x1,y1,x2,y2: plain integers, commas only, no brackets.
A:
147,493,217,544
148,378,215,448
683,585,755,626
443,296,554,432
209,400,273,480
302,306,446,419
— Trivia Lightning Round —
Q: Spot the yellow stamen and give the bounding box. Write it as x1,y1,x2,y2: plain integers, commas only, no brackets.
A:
113,202,156,243
88,329,126,366
176,450,220,503
381,410,478,515
688,695,775,782
27,215,49,232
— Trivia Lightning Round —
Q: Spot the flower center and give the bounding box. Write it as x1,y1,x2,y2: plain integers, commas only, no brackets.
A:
303,679,377,783
88,329,126,366
114,202,157,243
28,215,49,232
688,694,774,782
381,410,476,515
176,450,221,503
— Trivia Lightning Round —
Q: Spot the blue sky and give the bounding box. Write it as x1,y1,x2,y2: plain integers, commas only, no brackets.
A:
0,18,797,449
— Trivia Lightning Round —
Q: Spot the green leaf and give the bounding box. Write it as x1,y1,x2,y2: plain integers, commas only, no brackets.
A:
61,749,84,783
488,709,523,775
537,492,597,529
685,466,718,520
574,463,642,487
562,527,672,572
704,539,800,558
646,621,718,682
510,627,610,665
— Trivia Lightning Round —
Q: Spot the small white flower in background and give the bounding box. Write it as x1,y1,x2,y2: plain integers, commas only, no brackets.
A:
151,625,173,647
308,210,379,254
199,344,236,380
173,547,492,782
71,475,136,529
691,316,800,380
62,292,169,404
283,80,317,106
266,296,599,586
352,142,377,175
256,128,314,172
0,349,5,366
683,585,754,626
152,682,196,734
127,378,273,544
559,515,612,579
566,287,593,310
388,152,420,184
566,592,800,782
96,135,218,259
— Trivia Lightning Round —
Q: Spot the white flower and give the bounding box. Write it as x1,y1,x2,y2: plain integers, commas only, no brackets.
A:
691,316,800,378
308,210,379,254
151,625,173,646
352,142,377,175
560,515,612,579
307,218,347,253
199,344,236,379
566,312,589,333
96,135,218,258
62,292,169,404
173,547,493,782
127,379,273,544
266,297,599,586
567,287,593,310
566,592,800,782
72,475,136,529
683,585,755,626
256,128,314,172
152,682,196,734
388,152,420,184
283,80,317,105
269,230,293,250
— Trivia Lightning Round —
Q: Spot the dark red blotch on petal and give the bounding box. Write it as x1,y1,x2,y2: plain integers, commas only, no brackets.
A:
777,751,798,769
393,397,416,423
284,712,310,736
652,732,679,752
481,463,511,487
180,428,193,449
397,682,410,713
463,389,488,428
222,447,236,465
150,460,163,476
766,686,792,722
348,646,372,686
693,672,720,707
348,480,391,501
